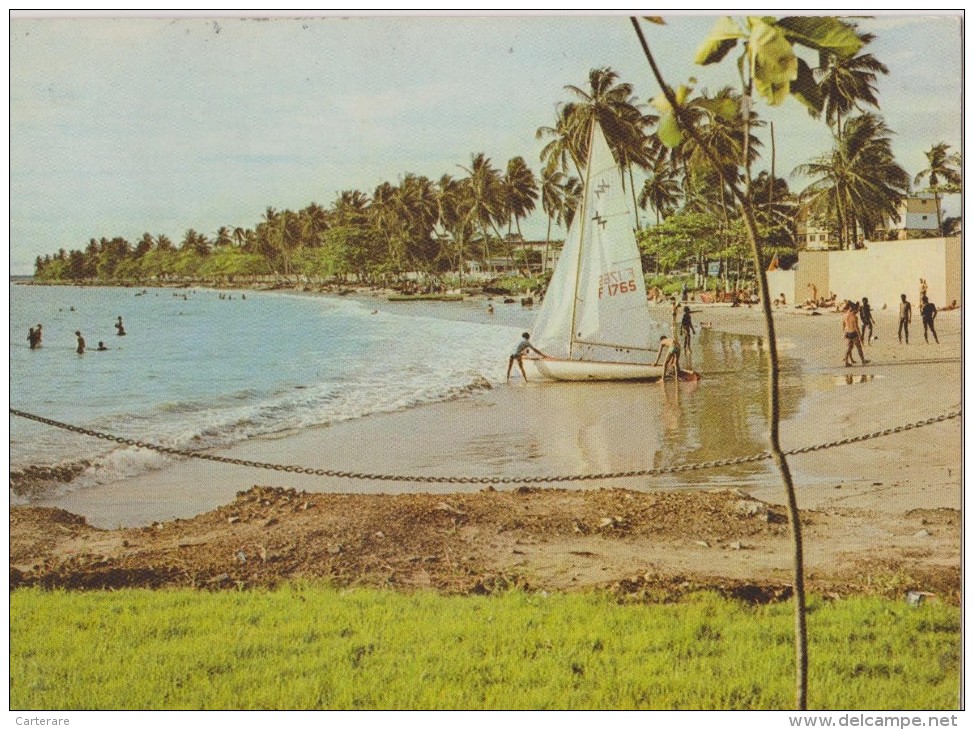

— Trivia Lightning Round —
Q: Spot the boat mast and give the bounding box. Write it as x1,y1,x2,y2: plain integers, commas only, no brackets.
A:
567,119,598,360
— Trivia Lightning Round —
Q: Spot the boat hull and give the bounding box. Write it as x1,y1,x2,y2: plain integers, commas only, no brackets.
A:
523,357,664,382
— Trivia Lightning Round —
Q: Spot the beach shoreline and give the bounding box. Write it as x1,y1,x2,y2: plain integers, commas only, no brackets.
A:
10,292,961,599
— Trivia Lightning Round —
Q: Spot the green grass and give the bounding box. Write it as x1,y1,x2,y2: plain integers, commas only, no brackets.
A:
10,587,959,710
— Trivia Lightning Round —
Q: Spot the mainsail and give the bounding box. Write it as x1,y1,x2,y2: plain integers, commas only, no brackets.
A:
531,121,662,363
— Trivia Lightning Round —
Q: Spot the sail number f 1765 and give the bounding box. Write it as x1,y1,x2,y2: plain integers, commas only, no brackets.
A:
597,268,638,299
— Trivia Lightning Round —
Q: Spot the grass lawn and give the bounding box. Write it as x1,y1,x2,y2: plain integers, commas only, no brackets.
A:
10,586,960,710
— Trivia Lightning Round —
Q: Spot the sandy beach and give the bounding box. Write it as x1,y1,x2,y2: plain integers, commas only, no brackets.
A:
10,299,962,600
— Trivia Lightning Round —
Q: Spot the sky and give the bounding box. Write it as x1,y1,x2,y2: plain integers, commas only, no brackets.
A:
7,10,964,275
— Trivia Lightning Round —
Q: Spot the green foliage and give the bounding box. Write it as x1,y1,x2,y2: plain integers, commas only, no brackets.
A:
694,16,864,111
10,588,958,710
486,273,546,295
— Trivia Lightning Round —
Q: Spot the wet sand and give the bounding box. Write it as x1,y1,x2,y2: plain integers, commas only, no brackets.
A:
38,301,962,529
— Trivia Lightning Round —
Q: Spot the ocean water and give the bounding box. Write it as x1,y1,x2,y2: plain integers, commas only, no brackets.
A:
9,283,534,500
11,283,802,512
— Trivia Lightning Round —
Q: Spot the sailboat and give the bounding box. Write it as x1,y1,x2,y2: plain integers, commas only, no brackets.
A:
523,120,667,382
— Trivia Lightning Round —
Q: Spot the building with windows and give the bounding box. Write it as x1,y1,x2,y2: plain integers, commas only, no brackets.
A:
891,194,941,237
795,219,837,250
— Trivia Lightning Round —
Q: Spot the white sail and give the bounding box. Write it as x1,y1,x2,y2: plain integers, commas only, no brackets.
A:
531,121,663,365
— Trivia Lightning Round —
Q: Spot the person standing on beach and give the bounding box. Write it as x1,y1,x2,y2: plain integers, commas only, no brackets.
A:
898,294,912,344
115,316,126,336
920,296,939,343
842,302,868,367
679,305,696,357
654,334,681,380
859,297,874,344
75,331,86,355
28,326,37,349
33,323,43,348
506,332,547,383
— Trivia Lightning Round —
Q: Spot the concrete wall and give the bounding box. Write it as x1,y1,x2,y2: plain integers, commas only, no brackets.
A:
794,251,830,304
765,269,796,304
795,237,960,312
945,236,962,307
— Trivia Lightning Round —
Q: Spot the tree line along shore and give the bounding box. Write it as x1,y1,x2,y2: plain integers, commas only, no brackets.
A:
29,22,961,301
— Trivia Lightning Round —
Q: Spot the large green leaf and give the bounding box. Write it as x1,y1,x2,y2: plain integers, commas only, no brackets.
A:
789,57,823,115
697,96,738,122
651,85,692,147
657,110,683,148
749,18,798,106
694,16,746,65
775,16,863,58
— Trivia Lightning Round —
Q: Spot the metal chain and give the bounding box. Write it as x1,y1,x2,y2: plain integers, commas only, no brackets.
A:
10,407,961,486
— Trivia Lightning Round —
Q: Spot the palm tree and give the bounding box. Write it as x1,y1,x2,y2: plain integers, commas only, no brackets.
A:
561,67,646,171
561,176,583,229
914,142,961,232
435,173,475,282
395,173,439,272
232,227,247,248
638,156,682,226
460,153,505,266
501,157,539,271
370,181,404,273
214,226,233,248
301,202,330,247
795,113,909,247
536,105,583,180
540,165,568,272
331,190,370,227
816,29,888,138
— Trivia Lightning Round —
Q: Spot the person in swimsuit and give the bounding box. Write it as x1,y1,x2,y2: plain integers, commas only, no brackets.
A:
506,332,547,382
920,296,939,343
898,294,912,344
842,302,868,366
859,297,874,344
655,335,681,381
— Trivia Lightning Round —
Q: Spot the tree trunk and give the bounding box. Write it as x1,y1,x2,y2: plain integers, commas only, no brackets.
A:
632,17,809,710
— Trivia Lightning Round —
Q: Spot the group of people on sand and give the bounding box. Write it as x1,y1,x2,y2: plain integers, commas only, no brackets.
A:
841,285,945,366
798,283,838,311
29,316,126,355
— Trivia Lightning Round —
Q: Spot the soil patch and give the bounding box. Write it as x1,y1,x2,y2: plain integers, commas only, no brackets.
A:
10,486,959,605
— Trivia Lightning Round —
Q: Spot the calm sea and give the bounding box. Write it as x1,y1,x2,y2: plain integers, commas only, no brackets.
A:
10,282,799,508
10,283,537,500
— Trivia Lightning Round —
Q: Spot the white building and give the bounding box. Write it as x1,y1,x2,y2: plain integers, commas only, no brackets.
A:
891,194,941,237
767,236,961,312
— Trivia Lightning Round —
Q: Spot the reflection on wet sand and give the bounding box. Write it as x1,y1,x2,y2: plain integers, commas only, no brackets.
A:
472,327,805,489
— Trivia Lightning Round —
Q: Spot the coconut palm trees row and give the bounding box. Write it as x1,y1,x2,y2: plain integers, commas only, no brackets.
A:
536,36,959,252
34,150,563,285
36,42,960,285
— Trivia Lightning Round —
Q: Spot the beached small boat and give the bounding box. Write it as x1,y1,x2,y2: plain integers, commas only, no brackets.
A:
524,120,666,382
387,293,464,302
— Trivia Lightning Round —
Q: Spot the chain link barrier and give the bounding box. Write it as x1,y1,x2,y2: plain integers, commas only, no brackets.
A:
10,407,961,486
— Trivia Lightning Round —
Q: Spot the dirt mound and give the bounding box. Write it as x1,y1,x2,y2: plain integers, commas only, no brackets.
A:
9,486,960,604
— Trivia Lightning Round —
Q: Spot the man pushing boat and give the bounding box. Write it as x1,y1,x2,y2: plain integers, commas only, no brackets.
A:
506,332,548,383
